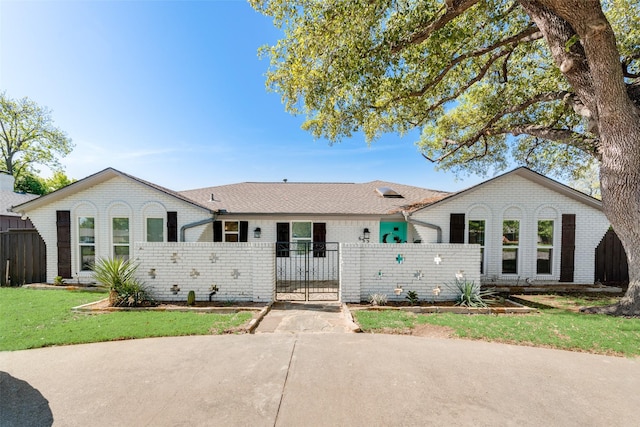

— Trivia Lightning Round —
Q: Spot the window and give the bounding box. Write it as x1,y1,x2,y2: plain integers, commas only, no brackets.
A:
113,218,130,260
502,220,519,274
468,220,485,274
292,221,312,255
147,218,164,242
78,217,95,271
537,220,554,275
224,221,239,242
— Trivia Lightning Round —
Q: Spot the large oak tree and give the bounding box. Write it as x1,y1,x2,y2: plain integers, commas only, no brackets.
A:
251,0,640,315
0,92,73,182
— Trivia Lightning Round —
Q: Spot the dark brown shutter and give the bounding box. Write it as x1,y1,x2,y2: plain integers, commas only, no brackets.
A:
276,223,290,258
56,210,72,278
239,221,249,242
450,213,465,243
213,221,222,242
560,214,576,282
167,212,178,242
313,222,327,257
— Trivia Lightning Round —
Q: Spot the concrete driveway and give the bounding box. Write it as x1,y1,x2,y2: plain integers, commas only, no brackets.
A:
1,334,639,426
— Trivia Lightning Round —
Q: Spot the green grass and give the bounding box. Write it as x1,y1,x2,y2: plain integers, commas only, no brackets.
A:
0,288,253,351
353,305,640,357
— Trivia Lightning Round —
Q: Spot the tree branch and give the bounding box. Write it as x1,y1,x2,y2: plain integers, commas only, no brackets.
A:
377,26,542,115
390,0,481,54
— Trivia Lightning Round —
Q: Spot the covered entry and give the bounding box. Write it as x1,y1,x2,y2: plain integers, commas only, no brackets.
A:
275,241,339,301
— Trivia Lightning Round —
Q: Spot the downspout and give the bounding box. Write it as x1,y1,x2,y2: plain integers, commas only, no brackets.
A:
402,210,442,243
180,212,218,242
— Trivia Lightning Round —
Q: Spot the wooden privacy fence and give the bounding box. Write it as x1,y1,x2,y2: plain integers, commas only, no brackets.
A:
595,228,628,285
0,229,46,286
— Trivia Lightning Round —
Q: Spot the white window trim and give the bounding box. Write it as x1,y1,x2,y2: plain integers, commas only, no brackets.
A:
146,217,165,242
502,219,520,275
112,217,130,260
536,219,555,277
291,221,313,255
223,220,240,242
78,216,96,272
467,219,486,275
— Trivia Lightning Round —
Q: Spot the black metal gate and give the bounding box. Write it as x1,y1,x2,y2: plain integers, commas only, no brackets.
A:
275,241,339,301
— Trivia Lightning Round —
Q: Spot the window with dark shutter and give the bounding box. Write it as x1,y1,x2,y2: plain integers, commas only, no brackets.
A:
276,222,290,257
213,221,223,242
560,214,576,282
167,212,178,242
56,210,72,278
450,213,465,243
313,222,327,257
239,221,249,242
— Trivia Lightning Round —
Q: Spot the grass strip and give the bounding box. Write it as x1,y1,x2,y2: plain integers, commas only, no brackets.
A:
354,306,640,357
0,288,252,351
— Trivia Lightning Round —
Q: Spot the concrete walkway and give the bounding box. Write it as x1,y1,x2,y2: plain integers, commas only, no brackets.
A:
254,302,360,333
1,334,639,426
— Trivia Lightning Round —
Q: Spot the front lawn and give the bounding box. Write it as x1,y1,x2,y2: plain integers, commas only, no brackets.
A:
353,299,640,357
0,288,253,351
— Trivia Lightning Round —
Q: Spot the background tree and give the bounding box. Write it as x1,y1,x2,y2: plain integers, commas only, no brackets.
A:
44,170,76,193
14,172,47,195
251,0,640,315
13,170,76,195
0,92,74,181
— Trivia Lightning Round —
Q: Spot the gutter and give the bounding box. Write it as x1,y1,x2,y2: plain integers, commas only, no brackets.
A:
180,212,218,242
402,210,442,243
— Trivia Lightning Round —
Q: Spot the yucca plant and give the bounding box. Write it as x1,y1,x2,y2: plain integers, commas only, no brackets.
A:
447,279,496,308
91,258,155,307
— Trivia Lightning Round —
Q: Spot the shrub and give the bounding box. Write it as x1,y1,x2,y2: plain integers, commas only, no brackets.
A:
405,290,420,305
53,276,65,286
187,290,196,306
447,279,496,308
91,258,156,307
368,293,388,306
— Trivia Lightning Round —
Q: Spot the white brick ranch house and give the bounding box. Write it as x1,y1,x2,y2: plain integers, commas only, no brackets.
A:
10,167,613,302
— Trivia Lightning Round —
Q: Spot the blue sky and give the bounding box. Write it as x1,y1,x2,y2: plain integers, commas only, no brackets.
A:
0,0,484,192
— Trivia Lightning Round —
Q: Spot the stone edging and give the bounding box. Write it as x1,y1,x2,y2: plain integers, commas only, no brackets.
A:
347,299,536,314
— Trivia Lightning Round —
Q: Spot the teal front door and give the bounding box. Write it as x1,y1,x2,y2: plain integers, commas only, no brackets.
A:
379,222,407,243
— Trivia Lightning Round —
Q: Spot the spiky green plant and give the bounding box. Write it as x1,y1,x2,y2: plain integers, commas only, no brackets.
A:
91,258,155,307
447,279,496,308
405,290,420,306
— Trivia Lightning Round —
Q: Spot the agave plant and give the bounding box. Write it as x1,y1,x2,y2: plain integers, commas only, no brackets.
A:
91,258,155,307
447,279,496,308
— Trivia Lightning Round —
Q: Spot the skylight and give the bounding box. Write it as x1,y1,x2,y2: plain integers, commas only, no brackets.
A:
376,187,403,198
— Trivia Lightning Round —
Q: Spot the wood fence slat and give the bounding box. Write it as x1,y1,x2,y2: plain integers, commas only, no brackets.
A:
0,229,46,286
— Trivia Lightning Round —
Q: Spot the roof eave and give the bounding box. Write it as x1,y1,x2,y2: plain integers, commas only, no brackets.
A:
11,167,215,214
412,167,603,213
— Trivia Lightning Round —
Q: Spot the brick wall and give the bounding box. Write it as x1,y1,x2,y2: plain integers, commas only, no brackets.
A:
26,175,213,283
340,243,481,303
411,173,610,284
134,242,274,302
133,242,480,303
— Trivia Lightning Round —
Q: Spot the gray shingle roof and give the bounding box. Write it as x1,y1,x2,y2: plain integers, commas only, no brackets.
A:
179,181,450,215
1,191,39,216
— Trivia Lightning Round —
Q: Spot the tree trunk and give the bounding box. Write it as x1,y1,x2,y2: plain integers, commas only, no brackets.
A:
586,128,640,316
524,1,640,315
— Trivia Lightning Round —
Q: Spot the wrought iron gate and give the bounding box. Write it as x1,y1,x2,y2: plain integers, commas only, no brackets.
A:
275,241,339,301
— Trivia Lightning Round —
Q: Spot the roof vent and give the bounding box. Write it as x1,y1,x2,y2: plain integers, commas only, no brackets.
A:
376,187,403,198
